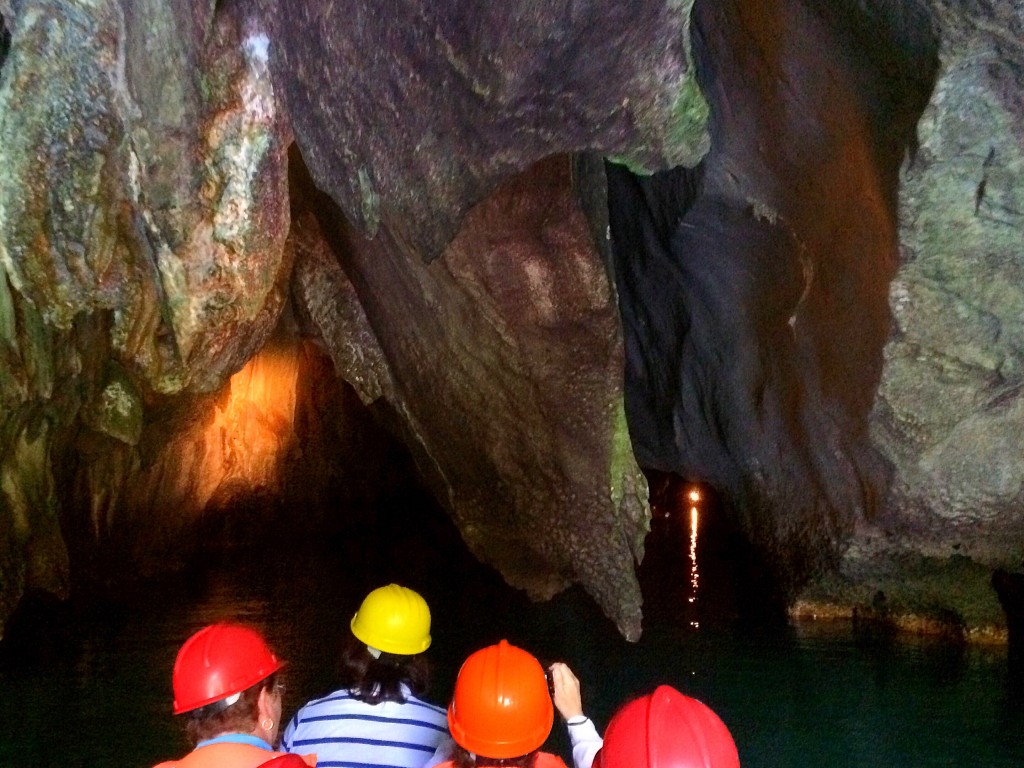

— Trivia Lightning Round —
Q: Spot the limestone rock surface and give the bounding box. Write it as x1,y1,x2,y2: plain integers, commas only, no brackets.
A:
814,0,1024,630
1,0,1024,642
0,0,292,628
257,0,708,261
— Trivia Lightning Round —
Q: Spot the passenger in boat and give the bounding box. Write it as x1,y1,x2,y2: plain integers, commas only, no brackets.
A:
282,584,453,768
153,622,315,768
437,639,599,768
593,685,740,768
549,661,603,768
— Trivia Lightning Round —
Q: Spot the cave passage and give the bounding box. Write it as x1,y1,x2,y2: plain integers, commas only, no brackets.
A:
640,470,787,632
6,0,1016,671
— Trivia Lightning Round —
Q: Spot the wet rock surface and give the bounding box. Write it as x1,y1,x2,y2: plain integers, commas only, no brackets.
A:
1,0,1023,641
256,0,708,261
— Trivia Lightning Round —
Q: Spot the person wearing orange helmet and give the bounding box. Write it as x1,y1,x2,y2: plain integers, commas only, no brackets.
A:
593,685,740,768
439,639,598,768
152,622,316,768
282,584,452,768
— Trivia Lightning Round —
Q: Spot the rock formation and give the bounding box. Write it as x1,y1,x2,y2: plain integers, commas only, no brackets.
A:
0,0,1022,640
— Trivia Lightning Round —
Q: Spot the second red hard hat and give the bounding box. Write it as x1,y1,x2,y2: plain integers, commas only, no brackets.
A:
594,685,739,768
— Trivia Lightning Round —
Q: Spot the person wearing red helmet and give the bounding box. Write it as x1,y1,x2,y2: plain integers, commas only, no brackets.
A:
593,685,739,768
152,622,316,768
438,640,597,768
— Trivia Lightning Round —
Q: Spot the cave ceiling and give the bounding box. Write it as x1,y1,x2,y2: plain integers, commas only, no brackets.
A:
0,0,1022,638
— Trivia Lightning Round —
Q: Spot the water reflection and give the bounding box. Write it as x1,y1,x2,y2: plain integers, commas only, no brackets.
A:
0,504,1021,768
687,486,700,629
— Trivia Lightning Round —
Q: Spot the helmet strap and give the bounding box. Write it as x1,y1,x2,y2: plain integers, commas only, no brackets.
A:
367,645,382,659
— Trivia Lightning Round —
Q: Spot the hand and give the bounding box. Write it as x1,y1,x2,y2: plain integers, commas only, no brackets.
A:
549,662,584,721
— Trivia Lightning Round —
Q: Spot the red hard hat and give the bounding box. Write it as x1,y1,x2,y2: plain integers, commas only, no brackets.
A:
172,623,285,714
447,640,554,759
593,685,739,768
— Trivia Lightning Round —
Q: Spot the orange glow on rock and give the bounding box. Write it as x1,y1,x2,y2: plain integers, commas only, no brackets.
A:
195,339,303,507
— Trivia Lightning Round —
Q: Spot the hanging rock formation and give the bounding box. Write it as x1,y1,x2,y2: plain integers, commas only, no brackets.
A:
0,0,710,640
1,0,1023,640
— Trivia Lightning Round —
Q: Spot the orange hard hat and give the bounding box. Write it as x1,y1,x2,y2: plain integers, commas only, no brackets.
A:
171,622,285,714
447,640,554,758
593,685,739,768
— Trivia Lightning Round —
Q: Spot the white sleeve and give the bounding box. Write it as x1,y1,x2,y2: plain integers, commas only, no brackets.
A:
566,716,603,768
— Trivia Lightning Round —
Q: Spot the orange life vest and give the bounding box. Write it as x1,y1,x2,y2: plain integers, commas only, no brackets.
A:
152,741,316,768
433,753,568,768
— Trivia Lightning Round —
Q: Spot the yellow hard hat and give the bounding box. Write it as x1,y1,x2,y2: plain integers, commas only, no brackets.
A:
351,584,432,655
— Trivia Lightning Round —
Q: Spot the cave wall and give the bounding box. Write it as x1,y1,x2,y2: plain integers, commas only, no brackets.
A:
0,0,293,628
1,0,1023,639
608,0,938,598
817,0,1024,628
2,0,713,639
872,3,1024,561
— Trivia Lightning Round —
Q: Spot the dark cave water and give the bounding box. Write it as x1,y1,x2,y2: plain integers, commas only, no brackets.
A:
0,497,1021,768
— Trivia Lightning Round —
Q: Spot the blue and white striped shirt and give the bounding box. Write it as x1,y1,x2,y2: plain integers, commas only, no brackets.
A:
282,686,452,768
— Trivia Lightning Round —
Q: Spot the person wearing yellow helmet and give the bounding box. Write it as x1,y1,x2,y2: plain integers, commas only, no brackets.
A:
282,584,453,768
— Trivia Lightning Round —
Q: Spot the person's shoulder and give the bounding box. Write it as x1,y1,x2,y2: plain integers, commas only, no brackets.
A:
296,687,355,711
404,693,448,719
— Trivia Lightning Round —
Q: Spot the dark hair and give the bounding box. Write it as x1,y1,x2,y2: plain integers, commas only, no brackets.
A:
341,635,431,705
452,745,538,768
184,673,280,744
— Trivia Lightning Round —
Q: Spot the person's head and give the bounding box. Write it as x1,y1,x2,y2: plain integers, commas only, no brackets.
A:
344,584,433,704
593,685,739,768
171,622,286,746
447,640,554,768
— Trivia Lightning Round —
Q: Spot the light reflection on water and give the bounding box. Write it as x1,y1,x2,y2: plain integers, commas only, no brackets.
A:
0,540,1020,768
687,485,700,629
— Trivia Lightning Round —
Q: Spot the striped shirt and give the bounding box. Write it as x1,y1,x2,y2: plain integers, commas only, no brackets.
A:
282,686,452,768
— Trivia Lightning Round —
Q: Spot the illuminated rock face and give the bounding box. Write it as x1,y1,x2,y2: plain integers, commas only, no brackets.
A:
0,0,1023,639
0,0,291,629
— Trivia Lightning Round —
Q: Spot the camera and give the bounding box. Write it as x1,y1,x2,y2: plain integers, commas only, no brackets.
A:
542,662,556,698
